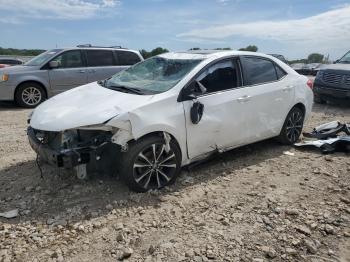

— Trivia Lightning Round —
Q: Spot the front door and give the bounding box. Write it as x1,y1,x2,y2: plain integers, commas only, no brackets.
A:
183,58,249,159
48,50,87,94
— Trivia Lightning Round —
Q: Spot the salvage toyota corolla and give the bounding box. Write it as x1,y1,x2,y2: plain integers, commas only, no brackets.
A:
27,51,313,192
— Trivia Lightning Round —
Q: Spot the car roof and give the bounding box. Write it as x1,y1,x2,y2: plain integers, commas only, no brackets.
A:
51,46,141,55
159,50,275,60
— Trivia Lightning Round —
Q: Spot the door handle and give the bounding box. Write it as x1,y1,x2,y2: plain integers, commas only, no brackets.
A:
77,70,85,73
283,86,293,92
237,95,251,103
90,69,96,73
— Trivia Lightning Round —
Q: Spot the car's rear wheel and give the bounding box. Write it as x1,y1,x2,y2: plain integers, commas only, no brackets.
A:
15,83,46,108
118,135,181,192
277,106,305,145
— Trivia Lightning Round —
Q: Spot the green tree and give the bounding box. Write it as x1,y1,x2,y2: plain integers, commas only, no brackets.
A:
307,53,324,63
140,47,169,59
215,47,232,50
0,47,45,56
239,45,258,52
139,49,149,59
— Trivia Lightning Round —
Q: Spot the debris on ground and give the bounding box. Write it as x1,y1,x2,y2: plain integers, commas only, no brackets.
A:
283,151,295,156
296,121,350,153
0,103,349,261
0,209,19,219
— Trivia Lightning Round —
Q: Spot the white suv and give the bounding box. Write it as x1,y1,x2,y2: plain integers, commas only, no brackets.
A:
28,50,313,192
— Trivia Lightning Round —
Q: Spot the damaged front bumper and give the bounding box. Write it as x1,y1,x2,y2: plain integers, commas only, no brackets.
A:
27,126,112,168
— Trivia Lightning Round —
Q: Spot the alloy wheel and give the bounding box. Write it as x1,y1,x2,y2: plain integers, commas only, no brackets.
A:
21,86,42,106
286,110,303,143
133,143,177,190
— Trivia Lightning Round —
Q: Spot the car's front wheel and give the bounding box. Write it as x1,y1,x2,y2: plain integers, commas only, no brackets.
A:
118,135,181,192
15,82,46,108
277,106,305,145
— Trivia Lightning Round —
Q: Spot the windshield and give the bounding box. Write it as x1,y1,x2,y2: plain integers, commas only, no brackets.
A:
105,56,202,94
338,51,350,64
25,49,63,66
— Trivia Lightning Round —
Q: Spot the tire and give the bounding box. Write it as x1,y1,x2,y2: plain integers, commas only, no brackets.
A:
118,135,182,192
277,106,305,145
314,94,325,104
15,82,46,108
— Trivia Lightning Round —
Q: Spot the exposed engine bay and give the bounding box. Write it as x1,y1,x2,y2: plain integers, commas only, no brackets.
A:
28,127,121,178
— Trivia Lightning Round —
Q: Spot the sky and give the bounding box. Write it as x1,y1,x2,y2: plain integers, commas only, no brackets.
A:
0,0,350,60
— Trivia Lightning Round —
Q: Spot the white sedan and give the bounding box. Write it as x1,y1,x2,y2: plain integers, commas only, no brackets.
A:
28,50,313,192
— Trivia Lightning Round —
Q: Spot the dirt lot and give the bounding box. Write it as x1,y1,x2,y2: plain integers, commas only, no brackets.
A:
0,101,349,262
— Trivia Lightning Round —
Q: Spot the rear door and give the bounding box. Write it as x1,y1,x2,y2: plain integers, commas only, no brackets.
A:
238,56,294,142
85,49,119,82
48,50,87,94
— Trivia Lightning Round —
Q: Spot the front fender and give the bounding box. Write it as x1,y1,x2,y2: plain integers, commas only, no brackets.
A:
107,107,188,164
14,75,51,97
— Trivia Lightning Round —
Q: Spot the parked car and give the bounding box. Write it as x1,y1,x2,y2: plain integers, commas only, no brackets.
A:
313,50,350,103
0,45,143,107
290,63,306,75
0,58,23,68
302,63,324,76
291,63,324,76
27,51,313,192
268,54,288,64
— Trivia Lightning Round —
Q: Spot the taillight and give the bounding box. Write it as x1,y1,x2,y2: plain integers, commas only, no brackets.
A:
307,79,313,89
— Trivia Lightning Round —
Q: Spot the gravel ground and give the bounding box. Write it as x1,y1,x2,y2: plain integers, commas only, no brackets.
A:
0,101,349,262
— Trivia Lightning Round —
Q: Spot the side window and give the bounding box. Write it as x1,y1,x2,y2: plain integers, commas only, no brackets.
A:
86,50,115,67
241,56,277,85
196,59,240,94
116,51,141,66
51,50,83,68
275,64,287,79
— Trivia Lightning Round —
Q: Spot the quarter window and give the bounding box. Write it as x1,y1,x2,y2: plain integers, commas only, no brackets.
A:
51,50,83,68
86,50,115,67
275,64,287,79
197,59,240,94
241,56,278,85
116,51,141,66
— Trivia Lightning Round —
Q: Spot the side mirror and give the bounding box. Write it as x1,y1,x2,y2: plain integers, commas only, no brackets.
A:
182,80,206,101
49,61,59,69
190,101,204,124
333,59,339,64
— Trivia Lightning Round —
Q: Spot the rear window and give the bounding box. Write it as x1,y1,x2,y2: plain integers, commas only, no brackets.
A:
86,50,115,67
241,56,278,85
116,51,141,66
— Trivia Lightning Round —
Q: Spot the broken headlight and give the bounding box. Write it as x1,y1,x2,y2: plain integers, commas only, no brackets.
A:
61,130,78,149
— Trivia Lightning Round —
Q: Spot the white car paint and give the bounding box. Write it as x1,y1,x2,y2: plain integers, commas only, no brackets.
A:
30,50,313,165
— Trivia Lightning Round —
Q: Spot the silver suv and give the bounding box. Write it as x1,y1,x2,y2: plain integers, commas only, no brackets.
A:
0,45,143,107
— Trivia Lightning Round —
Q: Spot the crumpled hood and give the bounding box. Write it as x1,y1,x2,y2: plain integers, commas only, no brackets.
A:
30,82,154,132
